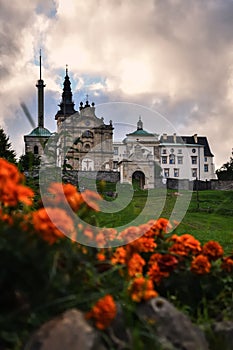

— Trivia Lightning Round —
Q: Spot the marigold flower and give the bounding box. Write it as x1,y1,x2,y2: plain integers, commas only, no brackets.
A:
96,252,106,261
147,262,169,284
127,253,146,277
32,207,74,244
0,159,34,207
81,189,102,211
128,276,158,302
95,231,107,247
85,294,117,329
48,183,83,212
129,236,157,253
111,247,128,265
221,256,233,273
157,254,178,272
202,241,224,261
118,226,141,243
190,254,211,275
169,234,202,256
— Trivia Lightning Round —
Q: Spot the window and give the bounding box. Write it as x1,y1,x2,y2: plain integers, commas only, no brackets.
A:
170,148,174,153
113,147,118,155
174,168,179,177
177,156,183,164
34,145,39,155
164,169,170,177
162,149,167,154
191,156,197,164
192,168,197,177
204,157,208,162
178,149,182,154
113,161,118,169
162,156,167,164
192,148,196,153
204,164,209,172
169,154,175,164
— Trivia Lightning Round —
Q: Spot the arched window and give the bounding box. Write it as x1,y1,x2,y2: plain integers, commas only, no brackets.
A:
34,145,39,155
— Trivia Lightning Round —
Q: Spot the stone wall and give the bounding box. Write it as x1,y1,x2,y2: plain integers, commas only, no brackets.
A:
166,178,233,191
63,170,120,186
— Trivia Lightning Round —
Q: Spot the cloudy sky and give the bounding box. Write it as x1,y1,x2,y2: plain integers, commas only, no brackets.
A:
1,0,233,168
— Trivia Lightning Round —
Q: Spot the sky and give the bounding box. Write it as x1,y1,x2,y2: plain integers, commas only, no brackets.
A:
0,0,233,168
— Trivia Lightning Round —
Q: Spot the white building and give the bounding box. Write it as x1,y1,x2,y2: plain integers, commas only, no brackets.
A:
112,118,216,186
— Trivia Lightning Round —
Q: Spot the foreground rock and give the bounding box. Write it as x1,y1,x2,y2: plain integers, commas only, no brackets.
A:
25,309,106,350
137,297,209,350
25,298,233,349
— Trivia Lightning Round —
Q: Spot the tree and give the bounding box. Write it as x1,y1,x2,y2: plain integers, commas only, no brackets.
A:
18,152,40,172
216,152,233,180
0,127,17,164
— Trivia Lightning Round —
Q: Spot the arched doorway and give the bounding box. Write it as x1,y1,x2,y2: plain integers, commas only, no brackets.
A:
132,171,145,190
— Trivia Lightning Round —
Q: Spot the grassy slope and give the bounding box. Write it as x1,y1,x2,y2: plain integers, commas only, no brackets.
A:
90,186,233,255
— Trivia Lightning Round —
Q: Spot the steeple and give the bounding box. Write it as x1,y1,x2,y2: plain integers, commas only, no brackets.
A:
137,116,143,130
36,50,45,128
55,65,76,119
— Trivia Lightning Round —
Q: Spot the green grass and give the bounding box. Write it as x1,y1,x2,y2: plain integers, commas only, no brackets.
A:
82,185,233,255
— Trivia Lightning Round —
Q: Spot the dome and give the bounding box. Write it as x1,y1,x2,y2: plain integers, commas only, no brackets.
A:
27,127,52,137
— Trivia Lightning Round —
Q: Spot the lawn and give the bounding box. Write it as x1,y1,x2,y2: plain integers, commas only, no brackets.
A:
83,185,233,254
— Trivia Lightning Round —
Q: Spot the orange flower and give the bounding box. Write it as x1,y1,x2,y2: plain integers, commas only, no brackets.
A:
129,236,157,253
118,226,141,243
169,234,202,256
157,254,178,272
128,276,158,302
143,218,172,237
127,253,146,277
48,183,84,212
81,189,102,211
95,231,106,247
0,209,13,225
190,254,211,275
147,262,169,284
86,294,117,329
32,207,74,244
96,252,106,261
0,158,21,184
202,241,224,261
221,256,233,272
111,247,128,265
0,159,34,207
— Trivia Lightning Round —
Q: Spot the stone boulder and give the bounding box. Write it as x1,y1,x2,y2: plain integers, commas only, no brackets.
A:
137,297,209,350
24,309,106,350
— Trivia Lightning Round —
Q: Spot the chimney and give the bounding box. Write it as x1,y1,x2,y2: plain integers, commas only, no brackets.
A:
193,134,198,143
173,133,177,143
163,133,167,140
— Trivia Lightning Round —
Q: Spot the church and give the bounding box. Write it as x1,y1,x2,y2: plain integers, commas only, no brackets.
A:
24,57,216,189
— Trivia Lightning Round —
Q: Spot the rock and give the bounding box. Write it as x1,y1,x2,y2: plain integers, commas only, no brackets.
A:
210,321,233,350
137,297,209,350
24,309,107,350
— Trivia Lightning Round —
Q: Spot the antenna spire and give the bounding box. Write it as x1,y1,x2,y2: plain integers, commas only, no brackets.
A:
36,50,45,128
39,49,42,80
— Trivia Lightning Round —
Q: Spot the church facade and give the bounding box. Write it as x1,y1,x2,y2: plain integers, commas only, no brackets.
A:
24,63,216,188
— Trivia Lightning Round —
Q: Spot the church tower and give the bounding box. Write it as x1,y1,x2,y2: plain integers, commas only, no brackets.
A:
55,66,76,122
24,52,51,156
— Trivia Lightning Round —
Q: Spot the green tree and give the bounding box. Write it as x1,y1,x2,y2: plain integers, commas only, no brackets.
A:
0,127,17,164
216,152,233,180
18,152,40,172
